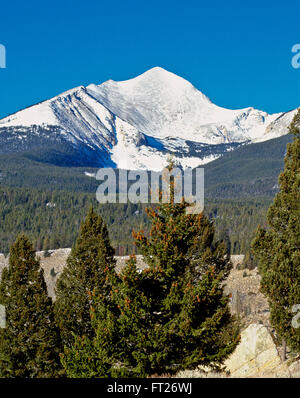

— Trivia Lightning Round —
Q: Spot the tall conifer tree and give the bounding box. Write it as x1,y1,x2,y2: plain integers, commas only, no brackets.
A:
62,168,239,377
252,110,300,355
0,235,62,377
54,207,116,347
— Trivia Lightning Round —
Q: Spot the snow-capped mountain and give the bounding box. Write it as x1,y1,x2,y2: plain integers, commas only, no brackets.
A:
0,67,297,170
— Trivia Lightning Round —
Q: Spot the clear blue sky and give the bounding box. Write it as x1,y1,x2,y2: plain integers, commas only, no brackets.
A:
0,0,299,119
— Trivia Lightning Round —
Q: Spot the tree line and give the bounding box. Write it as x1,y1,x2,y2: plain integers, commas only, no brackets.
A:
0,184,271,262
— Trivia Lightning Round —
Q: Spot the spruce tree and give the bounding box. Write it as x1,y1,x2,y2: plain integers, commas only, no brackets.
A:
62,171,239,377
252,110,300,354
54,207,116,348
124,200,239,376
0,235,63,377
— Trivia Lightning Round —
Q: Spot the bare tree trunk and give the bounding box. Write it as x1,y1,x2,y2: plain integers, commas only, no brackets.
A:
282,339,287,361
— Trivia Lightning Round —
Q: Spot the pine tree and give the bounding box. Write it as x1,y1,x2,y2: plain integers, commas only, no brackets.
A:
62,168,239,377
252,110,300,355
0,235,63,377
127,199,239,375
54,207,116,348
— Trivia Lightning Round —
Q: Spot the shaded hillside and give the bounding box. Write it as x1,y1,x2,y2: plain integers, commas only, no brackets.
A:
204,134,293,198
0,134,292,199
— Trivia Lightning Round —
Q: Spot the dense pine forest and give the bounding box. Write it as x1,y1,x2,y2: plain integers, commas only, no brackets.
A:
0,133,291,259
0,185,271,257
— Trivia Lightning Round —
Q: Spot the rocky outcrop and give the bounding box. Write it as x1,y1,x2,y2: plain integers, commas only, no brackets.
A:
230,255,245,269
177,324,300,378
224,324,289,377
0,249,71,299
0,250,148,299
224,268,270,328
36,248,71,298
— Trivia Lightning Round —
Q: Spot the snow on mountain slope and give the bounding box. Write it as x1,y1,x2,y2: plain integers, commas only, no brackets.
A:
0,86,117,151
87,67,297,145
0,67,297,170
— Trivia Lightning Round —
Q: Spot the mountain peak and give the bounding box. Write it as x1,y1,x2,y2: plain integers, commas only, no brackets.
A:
86,66,215,139
137,66,181,80
145,66,167,73
132,66,199,91
90,67,209,101
0,68,297,171
111,66,207,97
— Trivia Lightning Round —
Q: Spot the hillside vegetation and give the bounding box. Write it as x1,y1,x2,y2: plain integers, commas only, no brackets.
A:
0,133,291,257
0,186,270,256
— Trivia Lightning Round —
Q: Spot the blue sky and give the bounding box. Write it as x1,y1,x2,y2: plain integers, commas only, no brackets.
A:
0,0,299,119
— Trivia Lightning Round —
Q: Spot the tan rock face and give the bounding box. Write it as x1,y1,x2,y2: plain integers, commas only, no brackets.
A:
224,324,288,377
288,360,300,378
0,249,71,300
0,250,148,299
224,268,270,328
36,249,71,299
0,254,7,277
176,323,300,378
230,255,245,269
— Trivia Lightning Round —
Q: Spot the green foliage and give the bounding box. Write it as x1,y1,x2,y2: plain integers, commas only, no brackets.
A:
0,126,294,377
0,186,149,255
0,235,63,377
125,199,239,375
54,208,116,348
0,132,292,257
62,180,240,377
252,110,300,353
61,258,140,378
0,185,271,257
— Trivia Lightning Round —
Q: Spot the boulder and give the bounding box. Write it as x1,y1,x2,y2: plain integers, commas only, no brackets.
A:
224,323,289,377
